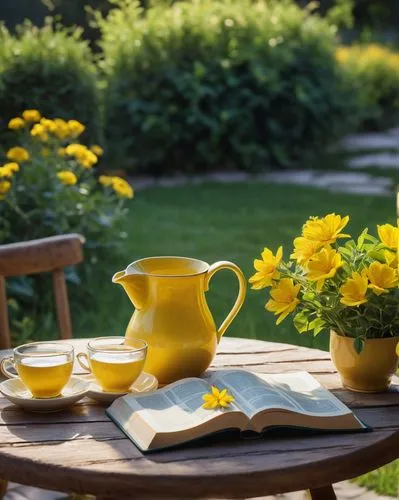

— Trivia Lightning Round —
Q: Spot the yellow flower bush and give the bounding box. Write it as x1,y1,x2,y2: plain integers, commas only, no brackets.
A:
0,109,134,261
336,44,399,129
251,214,399,353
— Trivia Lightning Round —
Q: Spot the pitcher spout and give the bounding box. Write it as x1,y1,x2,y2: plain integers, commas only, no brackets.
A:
112,269,148,310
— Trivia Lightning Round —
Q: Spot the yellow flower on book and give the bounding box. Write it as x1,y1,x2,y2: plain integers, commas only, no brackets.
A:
302,213,350,245
22,109,41,122
8,117,25,130
307,247,342,291
377,223,398,250
7,147,29,162
266,278,300,325
249,246,283,289
340,271,368,307
202,386,234,409
366,262,398,296
291,237,322,266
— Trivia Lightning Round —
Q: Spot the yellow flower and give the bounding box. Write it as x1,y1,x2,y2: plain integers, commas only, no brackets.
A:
65,143,87,156
78,150,98,169
4,162,19,173
385,250,398,270
22,109,41,122
53,119,69,140
202,386,234,409
31,124,49,142
0,163,19,178
99,175,114,187
0,180,11,199
249,247,283,289
366,262,398,296
91,145,104,156
266,278,300,325
307,247,342,291
302,213,350,245
40,118,57,133
8,117,25,130
7,147,29,162
111,176,134,198
291,237,322,266
67,120,85,137
340,271,368,307
58,148,66,157
57,171,77,186
377,223,398,250
335,47,350,64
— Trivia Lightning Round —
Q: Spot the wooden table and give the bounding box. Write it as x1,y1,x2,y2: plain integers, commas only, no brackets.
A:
0,337,398,499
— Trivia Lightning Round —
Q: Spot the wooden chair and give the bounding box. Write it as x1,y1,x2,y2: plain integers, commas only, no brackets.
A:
0,234,84,350
0,234,84,499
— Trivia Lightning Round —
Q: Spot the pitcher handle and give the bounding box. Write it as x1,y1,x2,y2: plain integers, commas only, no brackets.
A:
205,261,246,343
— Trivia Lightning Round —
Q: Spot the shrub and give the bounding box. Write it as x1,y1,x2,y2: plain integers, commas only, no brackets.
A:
98,0,359,174
0,109,134,343
335,44,399,131
0,19,101,146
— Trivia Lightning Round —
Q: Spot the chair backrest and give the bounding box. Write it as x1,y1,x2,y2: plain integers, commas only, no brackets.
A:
0,234,84,349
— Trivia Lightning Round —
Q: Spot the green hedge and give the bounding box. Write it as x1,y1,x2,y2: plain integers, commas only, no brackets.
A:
99,0,359,174
0,19,101,145
336,44,399,130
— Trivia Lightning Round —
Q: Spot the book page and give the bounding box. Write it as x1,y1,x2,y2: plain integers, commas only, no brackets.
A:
210,370,299,419
121,377,242,432
256,372,352,416
210,370,351,419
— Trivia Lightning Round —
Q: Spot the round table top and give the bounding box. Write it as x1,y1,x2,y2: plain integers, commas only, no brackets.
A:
0,337,398,499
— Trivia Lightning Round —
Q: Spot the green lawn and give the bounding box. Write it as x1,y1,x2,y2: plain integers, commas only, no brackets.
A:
74,182,396,353
71,181,397,497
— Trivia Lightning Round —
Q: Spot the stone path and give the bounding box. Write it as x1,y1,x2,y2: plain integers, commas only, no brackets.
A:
130,128,399,197
4,480,394,499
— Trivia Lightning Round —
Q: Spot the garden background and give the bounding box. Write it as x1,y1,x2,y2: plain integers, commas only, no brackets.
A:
0,0,398,496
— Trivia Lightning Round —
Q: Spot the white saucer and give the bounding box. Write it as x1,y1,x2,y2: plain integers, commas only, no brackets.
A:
85,372,158,404
0,376,90,412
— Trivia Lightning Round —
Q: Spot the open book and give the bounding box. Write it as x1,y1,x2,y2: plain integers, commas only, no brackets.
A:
107,370,366,452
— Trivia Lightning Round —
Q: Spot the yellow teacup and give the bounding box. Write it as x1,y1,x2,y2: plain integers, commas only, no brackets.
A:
0,342,74,398
77,337,147,393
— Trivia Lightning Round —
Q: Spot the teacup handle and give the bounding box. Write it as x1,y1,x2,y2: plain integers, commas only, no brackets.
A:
205,261,247,343
0,357,18,379
77,353,91,373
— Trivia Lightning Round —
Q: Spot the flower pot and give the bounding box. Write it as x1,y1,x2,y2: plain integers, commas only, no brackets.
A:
330,331,399,393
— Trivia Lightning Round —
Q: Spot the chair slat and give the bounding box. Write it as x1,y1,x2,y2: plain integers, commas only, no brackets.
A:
52,269,73,340
0,277,10,350
0,234,84,278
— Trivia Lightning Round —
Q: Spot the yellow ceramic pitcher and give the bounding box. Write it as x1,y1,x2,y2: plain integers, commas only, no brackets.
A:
112,256,246,385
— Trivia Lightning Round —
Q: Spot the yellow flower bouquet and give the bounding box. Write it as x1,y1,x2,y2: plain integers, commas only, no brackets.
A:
250,214,398,354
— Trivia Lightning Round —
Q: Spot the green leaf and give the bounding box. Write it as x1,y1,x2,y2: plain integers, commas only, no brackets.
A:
294,310,311,334
357,228,368,249
353,337,364,354
308,317,326,336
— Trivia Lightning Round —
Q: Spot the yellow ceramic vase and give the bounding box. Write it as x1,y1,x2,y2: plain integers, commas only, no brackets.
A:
330,331,399,393
113,257,246,385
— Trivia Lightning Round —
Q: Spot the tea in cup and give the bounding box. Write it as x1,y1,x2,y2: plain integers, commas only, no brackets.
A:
77,337,147,392
0,342,74,398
